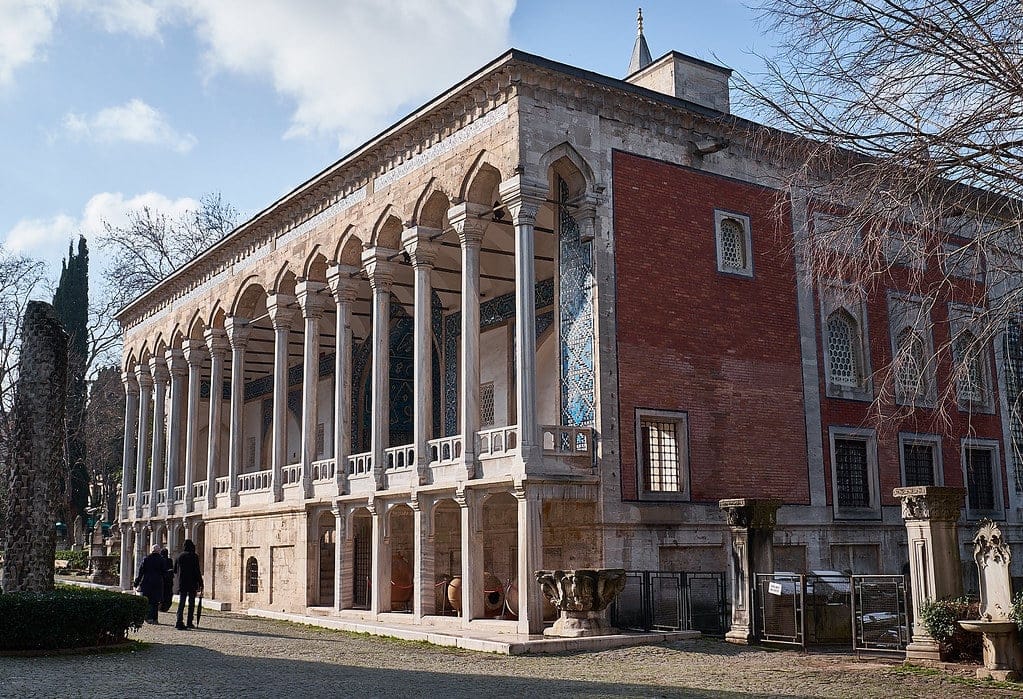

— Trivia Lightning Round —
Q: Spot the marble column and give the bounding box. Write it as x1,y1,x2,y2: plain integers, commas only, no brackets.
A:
515,482,544,634
498,178,547,471
894,486,966,661
718,498,781,645
119,526,133,590
402,227,440,485
164,348,187,516
133,523,145,578
268,295,297,502
327,265,359,495
134,366,152,519
120,372,140,522
149,356,169,518
369,499,390,615
333,506,346,612
225,317,250,507
411,491,435,621
456,486,484,625
297,280,326,498
182,340,207,513
205,328,229,510
362,248,397,490
448,204,488,480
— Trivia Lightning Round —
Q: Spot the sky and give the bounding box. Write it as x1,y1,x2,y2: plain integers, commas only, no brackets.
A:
0,0,771,284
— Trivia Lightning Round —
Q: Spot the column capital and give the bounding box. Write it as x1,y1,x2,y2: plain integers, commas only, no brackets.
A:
401,226,441,268
893,486,965,522
225,317,250,347
361,247,398,290
148,355,170,385
447,203,489,247
203,327,230,356
571,193,600,243
296,280,327,318
135,363,154,389
326,264,360,303
182,339,209,366
267,294,298,330
718,498,782,530
498,176,547,226
165,348,187,377
122,371,140,395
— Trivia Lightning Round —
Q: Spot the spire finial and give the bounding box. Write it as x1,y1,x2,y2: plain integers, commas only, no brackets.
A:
628,7,652,74
637,8,644,34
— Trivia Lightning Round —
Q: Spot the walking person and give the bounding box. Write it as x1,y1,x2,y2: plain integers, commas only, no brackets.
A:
174,539,204,630
160,548,174,612
134,545,165,623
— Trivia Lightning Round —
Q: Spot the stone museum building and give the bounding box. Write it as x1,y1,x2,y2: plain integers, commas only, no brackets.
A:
116,27,1023,633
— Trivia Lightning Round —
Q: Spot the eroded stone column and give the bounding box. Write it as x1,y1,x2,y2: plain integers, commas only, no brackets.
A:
164,348,187,516
182,340,207,513
402,227,440,485
225,317,249,507
362,248,397,490
134,366,152,519
148,356,169,518
120,372,140,522
297,281,326,498
499,178,547,472
411,490,435,621
205,328,228,510
515,482,545,634
268,295,297,503
894,486,966,661
719,498,781,645
327,265,358,496
369,498,390,616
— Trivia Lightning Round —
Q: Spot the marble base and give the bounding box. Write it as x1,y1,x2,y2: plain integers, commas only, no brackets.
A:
958,620,1023,675
725,626,754,645
544,611,618,638
906,636,943,662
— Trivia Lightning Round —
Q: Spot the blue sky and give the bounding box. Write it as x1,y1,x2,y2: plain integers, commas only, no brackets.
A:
0,1,769,282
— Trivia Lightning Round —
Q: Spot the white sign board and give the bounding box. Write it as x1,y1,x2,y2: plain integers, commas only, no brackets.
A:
768,581,783,596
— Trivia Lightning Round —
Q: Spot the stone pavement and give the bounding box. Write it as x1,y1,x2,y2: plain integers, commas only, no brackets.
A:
0,610,1017,698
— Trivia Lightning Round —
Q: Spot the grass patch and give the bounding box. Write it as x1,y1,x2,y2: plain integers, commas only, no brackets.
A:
894,663,1023,692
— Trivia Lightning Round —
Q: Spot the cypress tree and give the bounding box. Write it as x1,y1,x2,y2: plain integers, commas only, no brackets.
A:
53,236,89,539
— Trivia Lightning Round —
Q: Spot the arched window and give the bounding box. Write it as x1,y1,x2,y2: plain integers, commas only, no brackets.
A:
894,328,927,399
245,556,259,593
955,331,985,403
718,218,747,271
827,310,861,387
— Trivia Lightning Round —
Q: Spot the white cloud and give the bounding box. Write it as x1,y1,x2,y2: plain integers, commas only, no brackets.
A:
3,192,199,273
68,0,171,38
179,0,516,147
62,98,197,152
0,0,58,86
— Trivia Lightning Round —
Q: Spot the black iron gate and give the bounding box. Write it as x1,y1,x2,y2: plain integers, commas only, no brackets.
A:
851,574,910,656
611,571,727,634
754,573,805,647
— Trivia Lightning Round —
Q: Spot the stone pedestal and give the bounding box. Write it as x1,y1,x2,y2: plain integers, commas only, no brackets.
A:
89,555,119,586
893,486,965,662
535,569,626,638
719,498,780,645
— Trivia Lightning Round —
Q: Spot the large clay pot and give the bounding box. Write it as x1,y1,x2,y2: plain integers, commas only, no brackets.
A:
390,554,414,610
505,582,557,621
447,575,462,612
445,572,506,616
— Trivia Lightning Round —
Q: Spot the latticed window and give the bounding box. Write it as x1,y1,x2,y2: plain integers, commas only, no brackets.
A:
480,382,495,428
1004,321,1023,490
827,311,861,387
955,332,985,403
246,436,256,470
315,423,325,458
966,448,996,512
718,217,747,271
245,557,259,593
641,419,682,492
894,328,927,399
903,443,935,487
835,438,870,507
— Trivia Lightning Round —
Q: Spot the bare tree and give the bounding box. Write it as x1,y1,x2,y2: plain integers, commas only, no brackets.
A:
737,1,1023,439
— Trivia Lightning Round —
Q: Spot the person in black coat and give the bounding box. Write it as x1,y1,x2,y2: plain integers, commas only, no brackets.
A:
174,539,204,630
134,545,165,623
160,548,174,612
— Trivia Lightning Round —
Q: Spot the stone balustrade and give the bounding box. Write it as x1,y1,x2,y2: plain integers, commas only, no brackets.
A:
385,444,415,472
238,469,272,492
478,425,518,459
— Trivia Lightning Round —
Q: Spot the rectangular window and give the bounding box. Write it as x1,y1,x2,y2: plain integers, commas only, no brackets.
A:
480,382,495,428
315,423,325,458
635,409,689,499
903,443,936,487
966,447,996,512
834,438,869,508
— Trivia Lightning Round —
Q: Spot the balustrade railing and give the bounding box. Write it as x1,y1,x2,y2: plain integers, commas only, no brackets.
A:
172,485,186,503
238,469,272,492
348,451,373,476
385,444,415,471
282,463,302,486
428,435,462,465
139,491,151,507
214,476,230,495
127,493,136,509
156,489,168,505
193,480,207,500
477,425,518,459
541,425,594,458
311,459,335,482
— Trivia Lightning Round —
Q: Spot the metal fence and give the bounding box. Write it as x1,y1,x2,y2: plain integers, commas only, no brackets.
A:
611,571,728,635
755,572,855,649
851,574,910,657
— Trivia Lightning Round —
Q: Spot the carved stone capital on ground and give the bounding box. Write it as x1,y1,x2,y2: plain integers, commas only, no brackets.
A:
718,498,781,530
535,568,626,638
893,486,965,522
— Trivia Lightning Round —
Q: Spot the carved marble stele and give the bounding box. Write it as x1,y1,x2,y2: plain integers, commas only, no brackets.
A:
535,569,627,637
957,520,1023,681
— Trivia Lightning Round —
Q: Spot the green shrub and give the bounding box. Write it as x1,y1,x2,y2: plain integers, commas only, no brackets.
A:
54,550,90,570
919,596,982,662
0,586,147,651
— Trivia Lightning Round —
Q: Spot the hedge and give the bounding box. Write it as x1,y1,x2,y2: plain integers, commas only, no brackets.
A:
0,586,147,651
54,550,90,570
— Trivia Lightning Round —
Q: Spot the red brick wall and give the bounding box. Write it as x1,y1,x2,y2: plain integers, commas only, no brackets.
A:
613,151,810,503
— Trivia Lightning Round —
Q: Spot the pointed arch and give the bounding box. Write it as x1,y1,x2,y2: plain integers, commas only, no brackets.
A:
826,309,861,388
372,209,404,250
206,302,227,330
540,142,596,200
336,234,364,267
185,309,206,341
303,247,330,281
416,188,452,230
894,327,927,398
459,152,503,206
273,264,298,295
231,276,269,318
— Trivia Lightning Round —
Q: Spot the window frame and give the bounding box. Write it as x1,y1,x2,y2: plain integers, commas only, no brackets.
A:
820,286,874,401
961,438,1003,520
887,292,937,408
714,209,754,278
828,426,881,520
635,408,691,501
948,303,995,413
897,432,943,487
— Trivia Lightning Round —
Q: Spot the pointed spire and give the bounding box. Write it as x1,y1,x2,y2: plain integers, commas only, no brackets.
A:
628,7,652,75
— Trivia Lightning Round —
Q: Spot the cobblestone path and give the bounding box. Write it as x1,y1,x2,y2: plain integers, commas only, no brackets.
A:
1,611,1018,698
